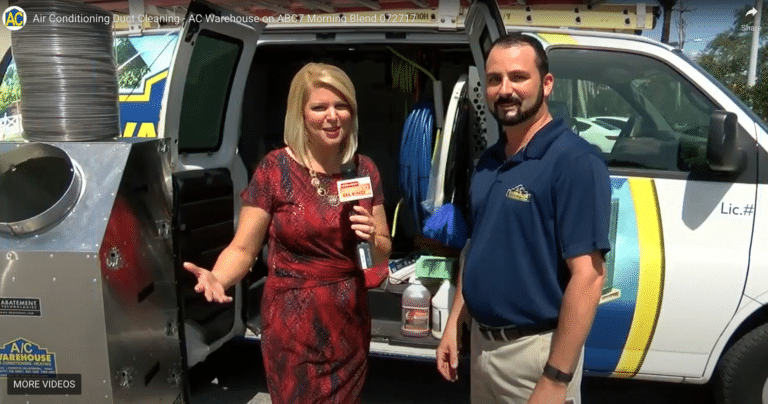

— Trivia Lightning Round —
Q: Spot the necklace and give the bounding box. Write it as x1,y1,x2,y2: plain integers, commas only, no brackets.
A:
308,168,340,206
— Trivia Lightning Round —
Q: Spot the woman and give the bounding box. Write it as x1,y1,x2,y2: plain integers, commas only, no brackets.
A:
183,63,391,403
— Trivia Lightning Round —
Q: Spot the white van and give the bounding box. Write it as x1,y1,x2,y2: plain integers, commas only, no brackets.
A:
2,0,767,403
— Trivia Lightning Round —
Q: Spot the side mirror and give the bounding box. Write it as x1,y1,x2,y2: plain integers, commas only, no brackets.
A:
707,110,745,172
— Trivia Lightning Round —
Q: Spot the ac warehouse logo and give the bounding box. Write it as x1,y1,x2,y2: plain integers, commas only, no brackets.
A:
3,6,26,30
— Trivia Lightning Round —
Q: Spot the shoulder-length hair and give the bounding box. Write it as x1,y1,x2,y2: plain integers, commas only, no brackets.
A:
284,63,359,167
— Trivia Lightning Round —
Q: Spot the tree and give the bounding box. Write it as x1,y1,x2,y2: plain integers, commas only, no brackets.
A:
658,0,678,44
0,63,21,114
751,68,768,120
114,38,150,89
697,4,768,120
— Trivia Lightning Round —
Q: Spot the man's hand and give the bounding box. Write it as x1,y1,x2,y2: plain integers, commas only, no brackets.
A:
437,238,470,382
526,376,568,404
436,320,460,381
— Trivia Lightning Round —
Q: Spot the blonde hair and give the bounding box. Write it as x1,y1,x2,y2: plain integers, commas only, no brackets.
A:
284,63,359,167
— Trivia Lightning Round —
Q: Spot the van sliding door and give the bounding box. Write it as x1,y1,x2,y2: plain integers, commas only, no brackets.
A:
161,0,263,370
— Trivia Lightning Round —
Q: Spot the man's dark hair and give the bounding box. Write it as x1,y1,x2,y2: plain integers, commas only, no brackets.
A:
487,33,549,78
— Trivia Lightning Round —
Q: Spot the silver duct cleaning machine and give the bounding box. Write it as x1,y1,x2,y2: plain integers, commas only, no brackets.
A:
0,139,186,403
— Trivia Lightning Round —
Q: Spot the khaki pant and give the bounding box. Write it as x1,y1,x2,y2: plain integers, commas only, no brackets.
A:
470,320,584,404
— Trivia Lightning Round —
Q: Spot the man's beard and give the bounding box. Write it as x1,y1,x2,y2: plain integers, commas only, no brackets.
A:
490,85,544,126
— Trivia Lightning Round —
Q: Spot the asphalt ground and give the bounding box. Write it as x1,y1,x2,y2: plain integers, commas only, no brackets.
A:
190,338,716,404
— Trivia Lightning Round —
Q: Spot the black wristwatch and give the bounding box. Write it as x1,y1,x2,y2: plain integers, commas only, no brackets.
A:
542,363,573,384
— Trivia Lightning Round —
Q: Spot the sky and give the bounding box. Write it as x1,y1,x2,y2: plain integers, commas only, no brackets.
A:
612,0,759,57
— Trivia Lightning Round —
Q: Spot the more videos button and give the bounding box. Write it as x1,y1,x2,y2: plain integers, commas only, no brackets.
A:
7,374,81,395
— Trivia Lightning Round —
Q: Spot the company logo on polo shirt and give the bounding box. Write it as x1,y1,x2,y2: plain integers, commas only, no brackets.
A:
506,185,530,202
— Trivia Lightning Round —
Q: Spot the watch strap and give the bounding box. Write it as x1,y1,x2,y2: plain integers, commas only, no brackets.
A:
542,362,573,384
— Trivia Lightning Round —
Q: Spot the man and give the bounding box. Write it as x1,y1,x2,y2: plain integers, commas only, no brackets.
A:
436,33,611,404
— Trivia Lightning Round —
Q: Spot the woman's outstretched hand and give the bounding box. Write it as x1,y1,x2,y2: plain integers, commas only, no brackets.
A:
183,262,233,303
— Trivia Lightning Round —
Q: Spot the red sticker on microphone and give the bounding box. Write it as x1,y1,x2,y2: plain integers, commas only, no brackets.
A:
337,177,373,202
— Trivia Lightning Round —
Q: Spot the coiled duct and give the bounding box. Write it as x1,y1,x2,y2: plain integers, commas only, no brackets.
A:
398,102,434,228
12,0,119,141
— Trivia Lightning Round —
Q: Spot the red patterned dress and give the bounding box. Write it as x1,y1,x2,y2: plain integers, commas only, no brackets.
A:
240,147,387,404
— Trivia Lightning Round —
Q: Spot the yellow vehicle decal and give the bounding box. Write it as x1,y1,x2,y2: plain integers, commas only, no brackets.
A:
121,122,157,138
613,178,665,378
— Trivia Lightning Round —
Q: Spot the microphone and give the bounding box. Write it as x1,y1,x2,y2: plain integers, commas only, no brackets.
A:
341,162,373,269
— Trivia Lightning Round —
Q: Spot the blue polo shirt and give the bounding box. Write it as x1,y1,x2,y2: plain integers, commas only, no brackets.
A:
463,118,611,327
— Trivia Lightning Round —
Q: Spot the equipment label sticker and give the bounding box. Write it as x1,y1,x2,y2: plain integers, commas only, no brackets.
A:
0,297,41,317
337,177,373,203
0,338,56,377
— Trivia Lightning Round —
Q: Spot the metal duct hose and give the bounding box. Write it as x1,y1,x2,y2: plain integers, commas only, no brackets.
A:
12,0,119,141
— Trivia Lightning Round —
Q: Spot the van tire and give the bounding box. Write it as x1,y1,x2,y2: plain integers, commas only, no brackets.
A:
715,323,768,404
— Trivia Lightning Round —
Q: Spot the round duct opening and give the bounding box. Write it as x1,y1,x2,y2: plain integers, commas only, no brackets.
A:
0,144,82,235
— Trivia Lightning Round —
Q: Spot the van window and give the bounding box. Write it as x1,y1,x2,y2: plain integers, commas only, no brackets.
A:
548,48,716,171
116,33,178,92
178,31,242,152
116,32,179,138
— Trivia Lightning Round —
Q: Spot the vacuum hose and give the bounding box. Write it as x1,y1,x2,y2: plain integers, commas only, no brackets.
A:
398,102,434,229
